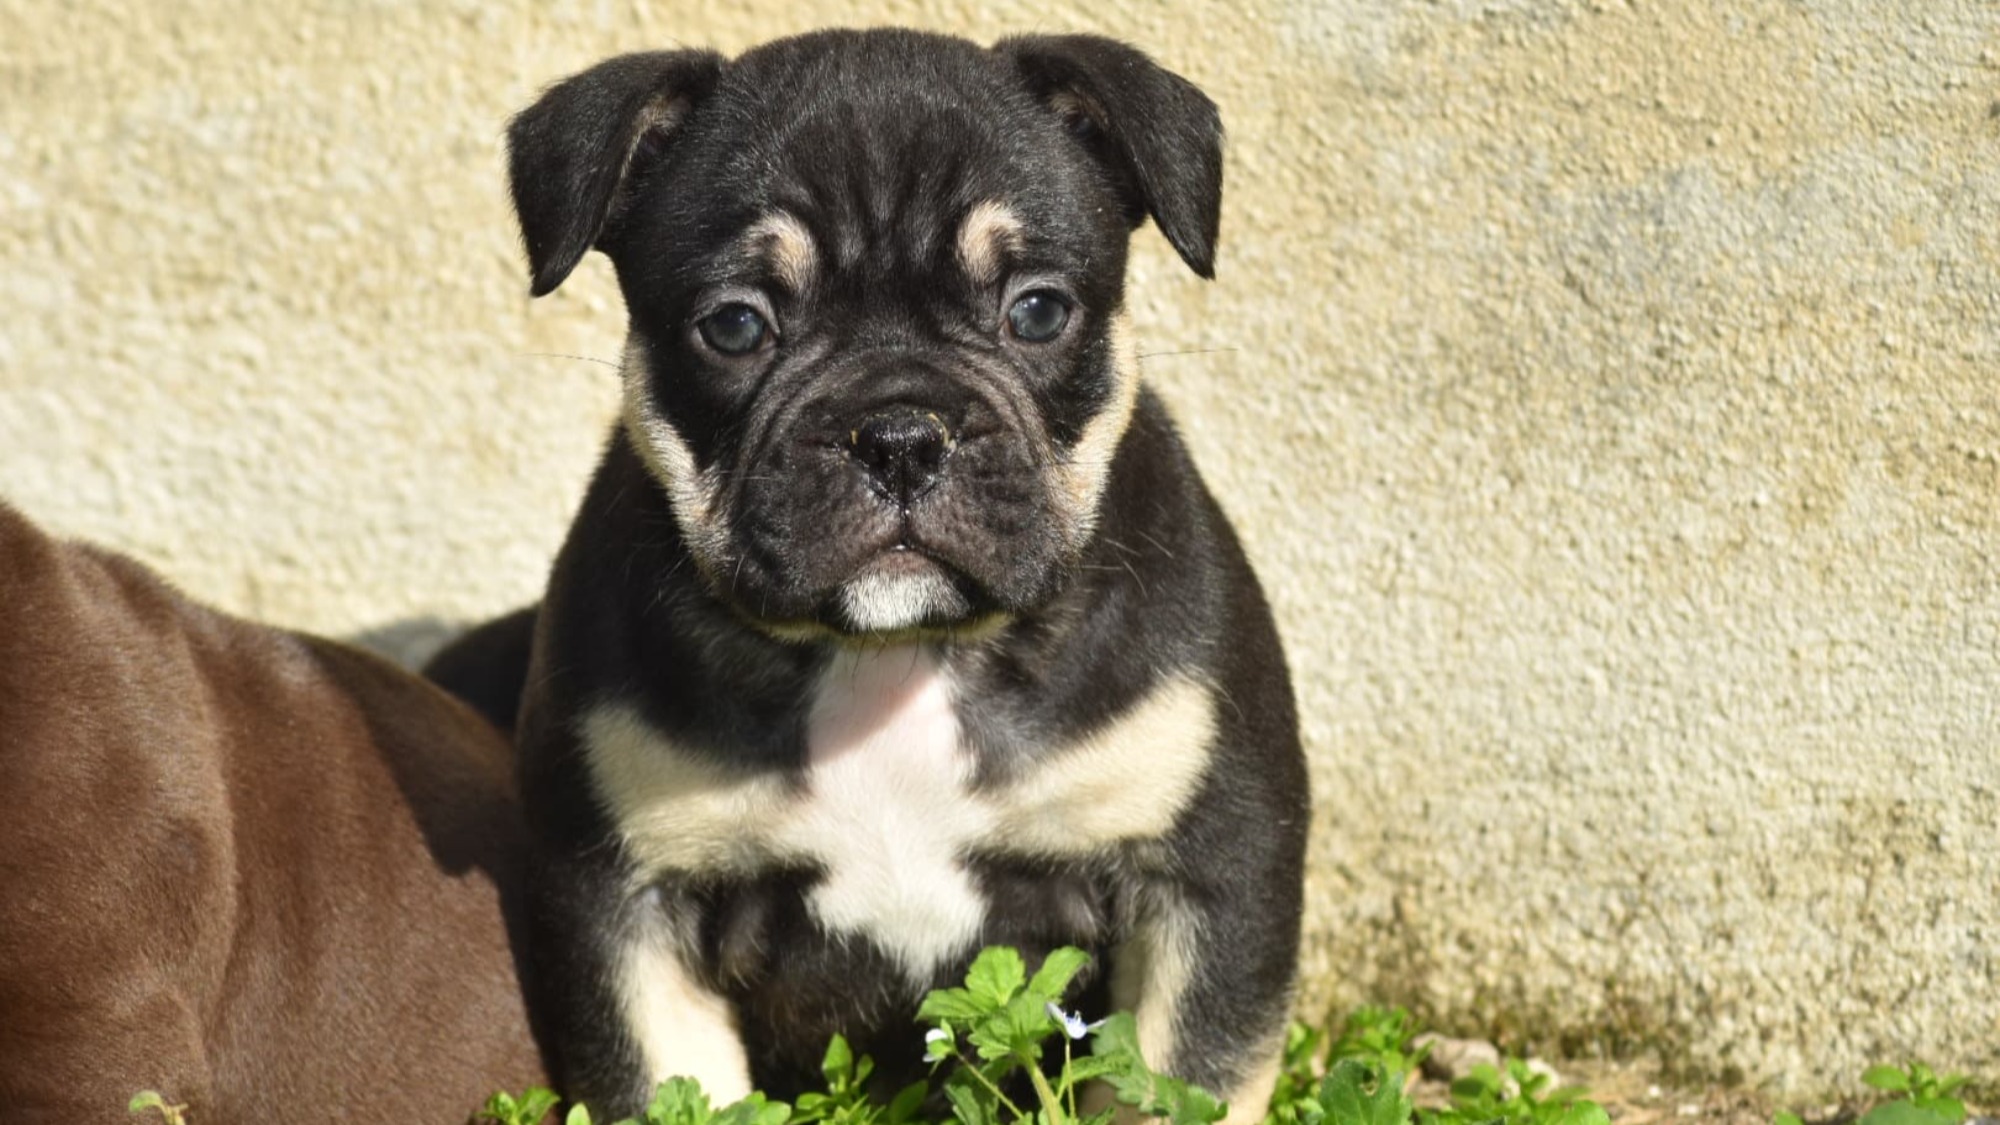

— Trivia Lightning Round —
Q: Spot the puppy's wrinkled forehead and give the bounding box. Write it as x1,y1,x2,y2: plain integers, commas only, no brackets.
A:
667,36,1099,288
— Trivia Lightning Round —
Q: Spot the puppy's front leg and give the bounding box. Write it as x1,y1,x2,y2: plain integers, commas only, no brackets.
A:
528,857,752,1118
1107,880,1298,1125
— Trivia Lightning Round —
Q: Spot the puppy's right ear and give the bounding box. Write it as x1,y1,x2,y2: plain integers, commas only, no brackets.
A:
508,50,724,297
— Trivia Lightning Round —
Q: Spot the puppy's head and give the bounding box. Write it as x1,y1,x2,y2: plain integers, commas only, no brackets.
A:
509,30,1222,641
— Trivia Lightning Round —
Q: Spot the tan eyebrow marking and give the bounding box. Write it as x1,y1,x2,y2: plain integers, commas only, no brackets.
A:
955,200,1024,286
742,211,818,293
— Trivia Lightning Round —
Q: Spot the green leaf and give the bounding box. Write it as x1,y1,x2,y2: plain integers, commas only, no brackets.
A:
943,1078,996,1125
1102,1064,1160,1114
1159,1077,1229,1125
966,947,1027,1010
1451,1074,1498,1104
1089,1011,1145,1064
714,1093,791,1125
127,1093,187,1125
885,1082,929,1125
1064,1055,1134,1084
1082,1012,1228,1125
567,1106,597,1125
1858,1103,1955,1125
1092,1015,1165,1113
822,1035,855,1091
1026,947,1092,1004
1332,1007,1426,1077
1863,1067,1912,1093
646,1077,714,1125
1315,1061,1413,1125
480,1090,577,1125
515,1089,562,1124
1282,1023,1328,1076
1510,1060,1551,1102
1549,1103,1611,1125
969,992,1056,1064
1773,1113,1804,1125
1911,1097,1967,1125
1542,1085,1591,1108
919,988,987,1022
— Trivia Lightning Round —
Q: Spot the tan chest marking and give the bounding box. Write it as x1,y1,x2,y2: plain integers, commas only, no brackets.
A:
581,654,1218,977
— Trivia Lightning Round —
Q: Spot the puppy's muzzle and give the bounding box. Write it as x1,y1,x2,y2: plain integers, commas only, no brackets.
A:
849,409,953,508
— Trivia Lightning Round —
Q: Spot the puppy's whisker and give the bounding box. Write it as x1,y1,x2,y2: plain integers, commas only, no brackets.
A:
523,350,623,371
1119,559,1150,597
1076,562,1150,596
1135,346,1240,361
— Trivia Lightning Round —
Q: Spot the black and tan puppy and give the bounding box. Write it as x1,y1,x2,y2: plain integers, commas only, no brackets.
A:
437,27,1307,1122
0,503,546,1123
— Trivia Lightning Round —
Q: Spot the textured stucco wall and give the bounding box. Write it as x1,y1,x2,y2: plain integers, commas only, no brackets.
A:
3,0,1996,1099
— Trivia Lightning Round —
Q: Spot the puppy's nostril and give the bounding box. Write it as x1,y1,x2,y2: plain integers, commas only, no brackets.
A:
850,410,952,505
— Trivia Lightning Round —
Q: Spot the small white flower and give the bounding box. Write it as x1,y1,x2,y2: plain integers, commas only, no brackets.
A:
1045,1001,1106,1040
925,1028,951,1044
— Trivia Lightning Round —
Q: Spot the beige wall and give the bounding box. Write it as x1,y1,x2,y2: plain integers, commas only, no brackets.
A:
3,0,1996,1099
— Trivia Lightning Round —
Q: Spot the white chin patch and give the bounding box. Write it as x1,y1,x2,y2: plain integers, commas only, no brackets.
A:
838,565,968,632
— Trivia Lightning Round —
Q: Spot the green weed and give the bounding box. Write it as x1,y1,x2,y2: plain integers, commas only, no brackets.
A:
126,949,1995,1125
1425,1059,1606,1125
127,1091,188,1125
1774,1060,1974,1125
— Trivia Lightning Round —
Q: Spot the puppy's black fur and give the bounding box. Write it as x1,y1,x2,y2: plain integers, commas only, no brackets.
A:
431,29,1306,1120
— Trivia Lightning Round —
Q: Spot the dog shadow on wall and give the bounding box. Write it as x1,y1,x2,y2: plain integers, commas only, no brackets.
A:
349,611,535,733
346,616,469,671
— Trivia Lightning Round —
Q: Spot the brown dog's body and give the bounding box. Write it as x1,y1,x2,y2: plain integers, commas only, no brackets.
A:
0,504,545,1123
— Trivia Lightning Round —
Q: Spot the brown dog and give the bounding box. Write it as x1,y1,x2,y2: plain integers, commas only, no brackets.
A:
0,503,545,1123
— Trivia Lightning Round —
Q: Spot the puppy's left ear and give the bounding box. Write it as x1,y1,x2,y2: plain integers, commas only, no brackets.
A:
997,35,1224,278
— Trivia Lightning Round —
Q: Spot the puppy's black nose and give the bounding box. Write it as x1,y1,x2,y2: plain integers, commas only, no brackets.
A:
850,409,951,506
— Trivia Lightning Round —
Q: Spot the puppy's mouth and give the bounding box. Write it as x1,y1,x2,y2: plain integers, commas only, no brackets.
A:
828,548,978,635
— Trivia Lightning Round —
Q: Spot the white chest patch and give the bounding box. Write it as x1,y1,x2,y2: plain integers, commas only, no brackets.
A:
786,646,984,977
580,647,1220,982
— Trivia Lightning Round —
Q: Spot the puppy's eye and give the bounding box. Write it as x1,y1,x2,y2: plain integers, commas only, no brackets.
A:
698,304,770,355
1006,291,1070,343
